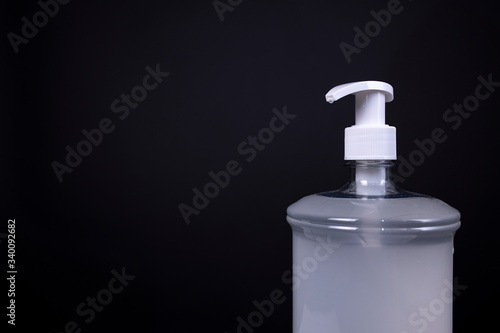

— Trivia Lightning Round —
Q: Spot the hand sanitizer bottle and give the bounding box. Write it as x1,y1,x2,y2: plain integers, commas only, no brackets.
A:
286,81,461,333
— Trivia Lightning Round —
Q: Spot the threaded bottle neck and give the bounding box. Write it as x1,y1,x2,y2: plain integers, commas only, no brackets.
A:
342,160,398,196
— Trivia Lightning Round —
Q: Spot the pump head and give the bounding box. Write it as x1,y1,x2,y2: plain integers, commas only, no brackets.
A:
325,81,396,160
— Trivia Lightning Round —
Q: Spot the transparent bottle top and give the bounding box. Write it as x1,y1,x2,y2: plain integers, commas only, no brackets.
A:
287,161,461,235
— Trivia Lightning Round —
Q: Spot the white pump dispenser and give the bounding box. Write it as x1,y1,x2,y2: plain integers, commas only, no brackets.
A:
325,81,396,196
325,81,396,160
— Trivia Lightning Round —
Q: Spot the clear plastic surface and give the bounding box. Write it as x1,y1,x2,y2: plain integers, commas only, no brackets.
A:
287,162,460,333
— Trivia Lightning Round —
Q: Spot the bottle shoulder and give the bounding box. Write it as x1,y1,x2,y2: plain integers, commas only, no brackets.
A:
286,191,460,228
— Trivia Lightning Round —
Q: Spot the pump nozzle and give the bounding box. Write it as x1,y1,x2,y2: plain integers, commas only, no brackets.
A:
325,81,396,160
325,81,393,103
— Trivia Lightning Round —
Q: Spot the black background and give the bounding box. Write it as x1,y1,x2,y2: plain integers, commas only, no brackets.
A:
2,0,499,332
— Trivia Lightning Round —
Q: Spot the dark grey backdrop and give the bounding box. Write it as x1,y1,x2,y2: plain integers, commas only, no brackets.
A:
2,0,499,332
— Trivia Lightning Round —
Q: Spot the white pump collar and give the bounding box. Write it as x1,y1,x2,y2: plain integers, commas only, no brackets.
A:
325,81,396,160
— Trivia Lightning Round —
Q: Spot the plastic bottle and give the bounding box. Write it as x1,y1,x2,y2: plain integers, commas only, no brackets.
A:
286,81,461,333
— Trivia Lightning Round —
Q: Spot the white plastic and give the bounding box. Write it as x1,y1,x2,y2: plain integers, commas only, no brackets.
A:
325,81,396,160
